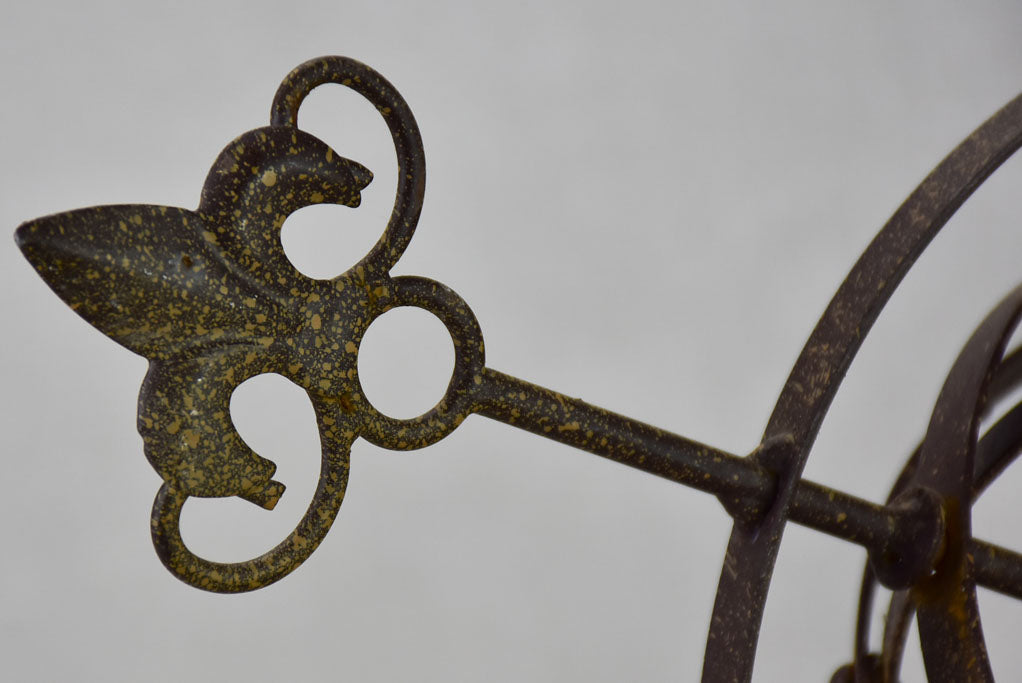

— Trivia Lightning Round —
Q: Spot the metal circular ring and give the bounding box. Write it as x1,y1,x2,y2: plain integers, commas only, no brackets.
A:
355,275,486,451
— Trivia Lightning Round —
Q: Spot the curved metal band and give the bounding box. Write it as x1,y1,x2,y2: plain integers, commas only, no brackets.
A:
907,284,1022,680
357,274,487,450
844,349,1022,682
150,393,354,593
703,92,1022,682
270,55,426,277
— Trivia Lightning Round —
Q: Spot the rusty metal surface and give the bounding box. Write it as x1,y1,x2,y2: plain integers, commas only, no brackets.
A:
13,56,1022,680
844,350,1022,682
704,84,1022,683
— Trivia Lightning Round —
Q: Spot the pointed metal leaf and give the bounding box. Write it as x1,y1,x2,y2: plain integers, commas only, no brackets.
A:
16,204,284,360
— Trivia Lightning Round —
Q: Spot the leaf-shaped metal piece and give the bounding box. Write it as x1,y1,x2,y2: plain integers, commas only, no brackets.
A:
17,204,281,359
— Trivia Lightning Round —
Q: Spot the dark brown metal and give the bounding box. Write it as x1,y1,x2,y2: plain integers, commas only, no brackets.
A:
703,89,1022,683
13,56,1022,680
843,349,1022,683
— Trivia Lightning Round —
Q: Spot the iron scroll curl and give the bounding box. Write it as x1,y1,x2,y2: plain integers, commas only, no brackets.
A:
149,57,486,592
15,55,1022,680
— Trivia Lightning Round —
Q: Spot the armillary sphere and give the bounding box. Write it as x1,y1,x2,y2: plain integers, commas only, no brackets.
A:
15,56,1022,682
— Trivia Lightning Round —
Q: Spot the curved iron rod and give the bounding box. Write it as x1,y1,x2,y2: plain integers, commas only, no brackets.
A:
704,88,1022,683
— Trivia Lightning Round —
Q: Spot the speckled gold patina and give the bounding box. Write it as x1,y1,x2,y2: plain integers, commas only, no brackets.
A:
17,54,1022,683
16,56,449,592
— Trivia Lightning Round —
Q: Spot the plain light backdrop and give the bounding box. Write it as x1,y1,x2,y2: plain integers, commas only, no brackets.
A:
4,2,1022,681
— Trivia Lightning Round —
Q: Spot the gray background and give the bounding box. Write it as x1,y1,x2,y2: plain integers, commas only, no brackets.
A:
4,1,1022,680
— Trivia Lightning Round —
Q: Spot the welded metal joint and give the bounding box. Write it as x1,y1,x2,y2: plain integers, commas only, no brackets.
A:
15,56,1022,682
870,486,945,591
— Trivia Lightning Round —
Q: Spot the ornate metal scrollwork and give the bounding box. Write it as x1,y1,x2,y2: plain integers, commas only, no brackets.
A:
15,56,1022,681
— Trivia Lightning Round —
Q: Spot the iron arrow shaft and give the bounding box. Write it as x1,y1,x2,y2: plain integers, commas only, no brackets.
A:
474,367,1020,598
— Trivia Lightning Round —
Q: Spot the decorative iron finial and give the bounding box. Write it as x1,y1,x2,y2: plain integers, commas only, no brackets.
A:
15,56,1022,682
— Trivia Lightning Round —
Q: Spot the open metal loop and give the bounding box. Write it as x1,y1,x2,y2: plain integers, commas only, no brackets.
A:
356,275,487,451
150,395,355,593
270,56,426,278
